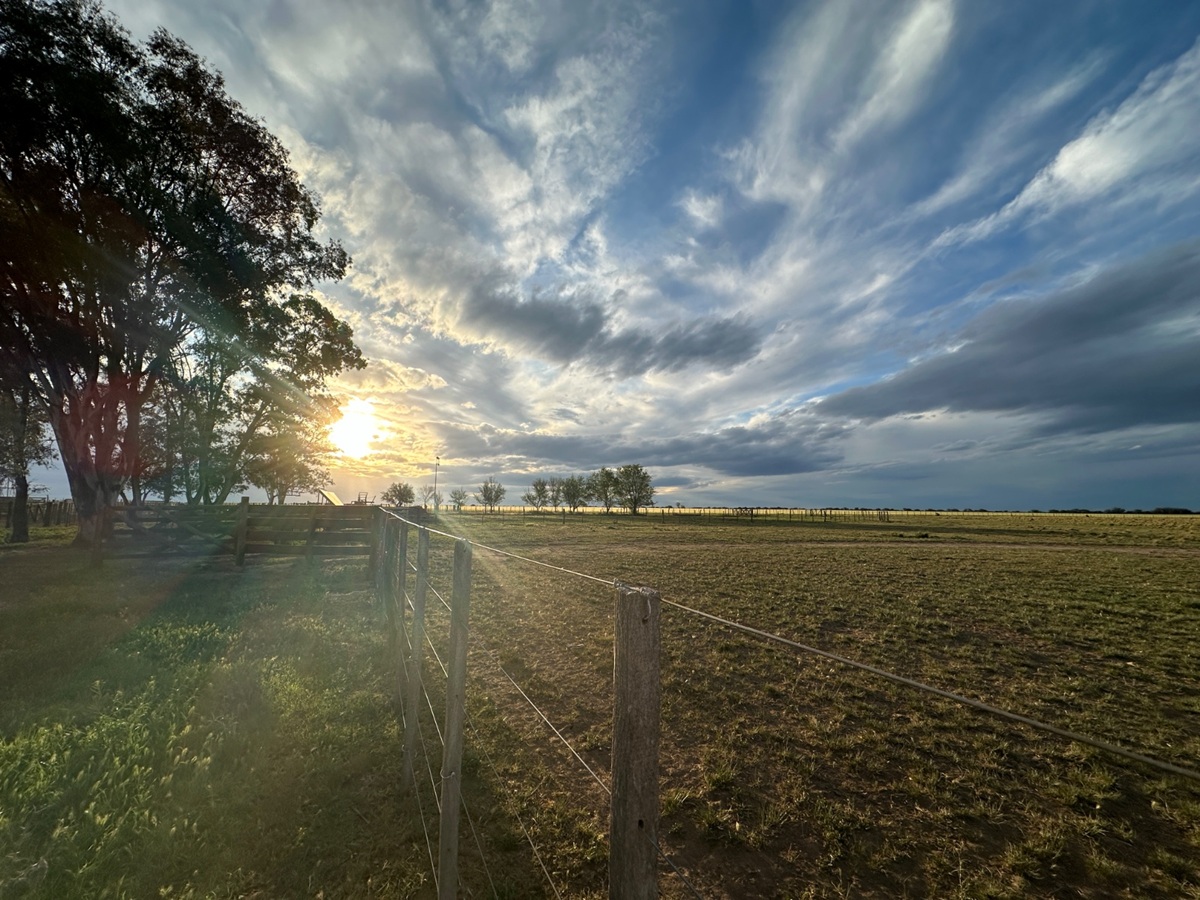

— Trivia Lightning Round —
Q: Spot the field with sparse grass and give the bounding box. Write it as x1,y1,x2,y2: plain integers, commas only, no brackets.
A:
2,513,1198,898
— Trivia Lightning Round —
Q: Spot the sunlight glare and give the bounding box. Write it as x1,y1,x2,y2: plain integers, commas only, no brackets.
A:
330,398,378,458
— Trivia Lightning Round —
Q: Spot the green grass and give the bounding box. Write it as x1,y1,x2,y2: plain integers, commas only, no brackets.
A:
2,513,1198,898
0,541,435,898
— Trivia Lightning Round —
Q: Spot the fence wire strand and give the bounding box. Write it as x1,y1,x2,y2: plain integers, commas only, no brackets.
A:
384,516,722,894
495,662,612,796
661,598,1200,783
463,712,565,899
380,509,1200,900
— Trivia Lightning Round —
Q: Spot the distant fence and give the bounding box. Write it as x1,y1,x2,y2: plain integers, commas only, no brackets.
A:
1,497,77,528
448,505,895,522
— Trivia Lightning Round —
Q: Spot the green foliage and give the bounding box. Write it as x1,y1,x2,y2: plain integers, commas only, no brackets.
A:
559,474,591,512
448,487,470,511
615,463,654,514
587,466,619,513
521,477,550,511
381,481,415,506
0,554,431,898
475,477,506,511
0,0,359,529
0,379,54,480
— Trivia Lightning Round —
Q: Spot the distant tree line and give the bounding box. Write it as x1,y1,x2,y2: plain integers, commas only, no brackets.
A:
379,466,658,516
504,465,656,515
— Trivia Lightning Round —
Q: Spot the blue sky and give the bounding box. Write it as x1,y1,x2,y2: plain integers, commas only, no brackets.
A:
34,0,1200,509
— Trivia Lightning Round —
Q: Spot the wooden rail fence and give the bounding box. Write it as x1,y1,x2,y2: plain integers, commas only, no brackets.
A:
98,502,426,561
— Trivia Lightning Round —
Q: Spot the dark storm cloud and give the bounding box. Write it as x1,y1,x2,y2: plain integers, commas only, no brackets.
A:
459,282,762,376
433,407,847,478
821,241,1200,434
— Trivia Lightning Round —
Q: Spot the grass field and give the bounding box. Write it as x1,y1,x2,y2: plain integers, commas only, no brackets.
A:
2,513,1198,898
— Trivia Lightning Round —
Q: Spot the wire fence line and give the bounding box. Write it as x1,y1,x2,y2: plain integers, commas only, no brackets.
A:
372,508,1199,899
659,598,1200,784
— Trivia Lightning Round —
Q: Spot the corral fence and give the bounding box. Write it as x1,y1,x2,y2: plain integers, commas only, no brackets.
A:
368,508,1200,898
1,497,77,528
95,500,429,561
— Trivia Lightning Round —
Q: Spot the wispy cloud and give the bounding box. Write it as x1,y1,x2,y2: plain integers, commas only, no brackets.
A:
936,36,1200,247
832,0,955,152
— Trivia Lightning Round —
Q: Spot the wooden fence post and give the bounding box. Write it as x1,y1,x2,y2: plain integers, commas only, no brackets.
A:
610,584,661,900
401,525,427,791
369,506,383,579
234,496,250,566
381,518,397,632
396,521,410,648
437,538,473,900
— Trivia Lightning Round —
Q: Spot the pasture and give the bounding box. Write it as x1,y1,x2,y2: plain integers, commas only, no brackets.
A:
1,512,1198,897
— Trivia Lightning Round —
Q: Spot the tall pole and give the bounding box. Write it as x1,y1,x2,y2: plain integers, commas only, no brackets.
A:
433,456,440,513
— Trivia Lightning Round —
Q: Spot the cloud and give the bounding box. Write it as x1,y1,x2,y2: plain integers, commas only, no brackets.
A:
937,36,1200,246
820,241,1200,435
832,0,955,151
910,55,1105,218
457,281,763,376
432,405,848,478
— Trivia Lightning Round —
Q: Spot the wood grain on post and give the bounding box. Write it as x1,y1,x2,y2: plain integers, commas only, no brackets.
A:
437,538,473,900
611,583,661,900
234,496,250,566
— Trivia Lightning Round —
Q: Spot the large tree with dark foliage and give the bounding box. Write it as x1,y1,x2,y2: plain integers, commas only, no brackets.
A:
0,0,358,542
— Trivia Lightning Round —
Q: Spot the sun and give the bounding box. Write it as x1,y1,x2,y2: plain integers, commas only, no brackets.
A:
330,398,378,458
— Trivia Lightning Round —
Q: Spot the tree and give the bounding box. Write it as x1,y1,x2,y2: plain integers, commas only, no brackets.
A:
616,464,655,515
560,474,591,513
419,484,441,509
475,477,506,512
382,482,415,506
150,296,362,507
588,467,619,513
243,406,335,505
449,487,469,512
548,477,563,511
522,477,549,511
0,373,56,542
0,0,354,543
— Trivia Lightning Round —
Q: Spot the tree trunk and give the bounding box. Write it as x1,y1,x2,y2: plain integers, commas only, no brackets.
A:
9,474,30,543
52,417,121,548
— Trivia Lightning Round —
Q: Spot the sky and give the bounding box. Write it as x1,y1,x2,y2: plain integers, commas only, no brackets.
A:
33,0,1200,510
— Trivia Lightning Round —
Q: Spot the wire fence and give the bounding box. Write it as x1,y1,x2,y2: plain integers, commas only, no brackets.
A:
369,507,1199,898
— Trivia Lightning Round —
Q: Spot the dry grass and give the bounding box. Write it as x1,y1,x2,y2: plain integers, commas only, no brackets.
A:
2,513,1198,897
446,512,1200,898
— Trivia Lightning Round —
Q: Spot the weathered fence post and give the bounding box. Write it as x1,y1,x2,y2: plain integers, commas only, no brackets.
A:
369,506,383,579
396,521,410,640
437,538,473,900
381,517,397,630
234,496,250,566
611,584,661,900
401,525,427,791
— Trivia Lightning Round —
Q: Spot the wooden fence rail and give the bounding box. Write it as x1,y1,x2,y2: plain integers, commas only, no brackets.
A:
371,510,661,900
96,501,425,561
